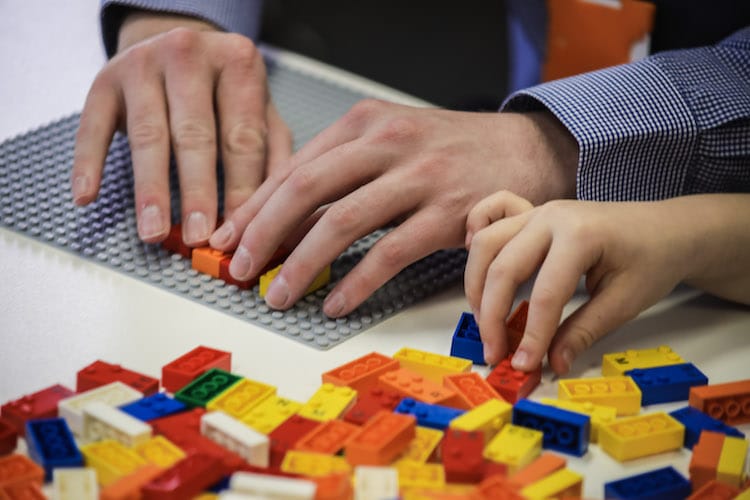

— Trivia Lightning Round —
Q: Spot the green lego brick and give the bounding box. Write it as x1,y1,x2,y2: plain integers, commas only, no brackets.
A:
174,368,242,408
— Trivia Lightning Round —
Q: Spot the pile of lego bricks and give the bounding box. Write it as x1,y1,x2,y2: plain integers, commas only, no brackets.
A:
0,308,749,499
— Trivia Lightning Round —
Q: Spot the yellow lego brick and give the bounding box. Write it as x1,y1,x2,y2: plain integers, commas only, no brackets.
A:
449,398,512,444
395,426,444,464
206,377,276,419
193,494,219,500
393,347,472,384
241,395,302,434
558,376,641,416
80,439,147,486
520,468,583,500
736,488,750,500
396,462,446,490
297,383,357,422
483,424,542,473
539,398,617,443
133,435,186,468
259,264,331,298
602,345,685,376
599,412,684,461
400,484,476,499
717,435,748,487
280,450,351,477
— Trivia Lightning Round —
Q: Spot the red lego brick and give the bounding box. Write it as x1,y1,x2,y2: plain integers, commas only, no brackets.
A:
508,452,567,489
486,357,541,404
441,428,486,483
0,419,17,456
482,461,510,481
0,454,44,489
161,224,192,258
322,352,400,393
161,346,232,393
689,379,750,425
141,453,225,500
1,481,45,499
343,383,403,426
506,300,529,353
294,419,360,455
689,430,725,490
476,474,524,500
443,372,505,410
344,410,416,466
0,384,74,436
268,415,321,469
76,360,159,395
688,479,740,500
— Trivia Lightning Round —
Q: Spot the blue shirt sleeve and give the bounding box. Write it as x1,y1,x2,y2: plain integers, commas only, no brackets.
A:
502,26,750,201
100,0,263,58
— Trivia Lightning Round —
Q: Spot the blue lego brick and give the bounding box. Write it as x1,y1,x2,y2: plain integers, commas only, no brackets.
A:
395,398,465,430
669,406,745,449
604,466,691,500
626,363,708,406
512,399,590,457
450,312,485,365
25,418,84,480
120,392,187,421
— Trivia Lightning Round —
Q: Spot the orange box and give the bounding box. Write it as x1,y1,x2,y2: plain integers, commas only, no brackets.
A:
192,247,231,278
689,379,750,425
689,431,725,490
443,372,505,410
508,452,567,489
379,368,459,406
322,352,400,392
345,410,416,465
294,419,360,455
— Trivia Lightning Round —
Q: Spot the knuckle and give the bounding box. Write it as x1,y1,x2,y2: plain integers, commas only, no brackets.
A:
121,44,155,77
224,123,267,157
324,200,362,234
374,238,408,269
285,166,316,196
223,34,259,64
128,120,166,150
163,27,202,58
172,120,216,151
372,116,420,144
532,286,558,310
486,260,522,287
567,323,599,352
345,98,385,124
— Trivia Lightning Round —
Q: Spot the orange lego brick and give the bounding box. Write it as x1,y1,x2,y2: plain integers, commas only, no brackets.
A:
100,464,164,500
2,482,45,499
687,479,740,500
345,410,417,465
690,431,726,490
0,454,44,489
505,300,529,353
192,247,230,278
443,372,505,410
558,376,641,416
294,419,359,455
476,475,525,500
508,452,567,489
322,352,400,392
379,368,459,406
310,472,354,500
689,379,750,425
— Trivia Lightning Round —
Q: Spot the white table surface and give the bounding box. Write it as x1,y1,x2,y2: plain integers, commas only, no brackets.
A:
1,2,749,497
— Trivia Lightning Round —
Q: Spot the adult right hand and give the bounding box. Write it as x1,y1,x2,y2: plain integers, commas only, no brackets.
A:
71,11,292,246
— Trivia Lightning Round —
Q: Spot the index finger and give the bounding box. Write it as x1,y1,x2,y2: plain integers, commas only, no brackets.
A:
465,190,533,248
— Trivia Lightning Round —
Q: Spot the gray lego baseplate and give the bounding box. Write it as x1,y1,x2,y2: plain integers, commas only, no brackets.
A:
0,50,467,349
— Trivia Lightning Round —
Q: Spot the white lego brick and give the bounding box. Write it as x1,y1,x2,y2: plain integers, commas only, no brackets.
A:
52,468,99,500
354,465,399,500
58,381,143,435
201,411,270,467
229,471,317,499
218,493,270,500
82,400,152,447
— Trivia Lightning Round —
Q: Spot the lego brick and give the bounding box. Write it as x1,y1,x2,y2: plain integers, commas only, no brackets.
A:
344,410,416,465
51,468,99,500
1,384,74,436
0,454,44,490
395,426,444,464
450,311,485,365
297,383,357,422
82,401,153,447
80,439,148,486
689,430,725,490
174,368,243,408
520,468,583,500
76,360,159,396
689,379,750,425
192,246,230,278
393,347,472,384
440,428,485,483
119,392,187,421
476,475,525,500
229,471,317,499
443,372,504,410
688,480,741,500
161,346,232,394
539,397,617,443
58,381,143,435
267,415,322,468
141,453,226,500
206,377,277,419
308,472,353,500
280,450,351,477
354,466,399,500
508,452,566,490
293,419,359,455
321,352,400,392
379,368,458,406
241,395,303,435
599,412,684,461
396,462,446,490
201,411,270,467
602,345,686,376
669,406,745,449
558,376,642,416
161,223,192,258
449,398,512,444
486,357,541,404
134,435,187,468
505,300,529,353
483,424,543,474
626,363,708,406
25,418,84,480
99,464,165,500
395,398,465,430
219,244,291,290
512,399,590,457
0,482,45,499
604,466,691,500
342,383,403,426
259,264,331,298
716,434,748,488
0,418,17,456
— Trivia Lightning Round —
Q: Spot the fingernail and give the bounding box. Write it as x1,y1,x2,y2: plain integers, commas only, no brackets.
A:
512,349,529,371
265,274,289,308
211,220,235,248
184,211,210,245
323,293,345,317
464,231,473,249
72,175,90,204
229,245,253,280
138,205,166,240
561,347,575,372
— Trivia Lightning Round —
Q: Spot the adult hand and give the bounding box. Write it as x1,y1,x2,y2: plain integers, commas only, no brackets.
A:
209,101,578,317
71,11,292,245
